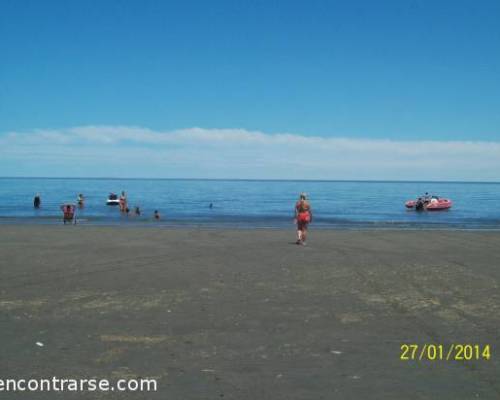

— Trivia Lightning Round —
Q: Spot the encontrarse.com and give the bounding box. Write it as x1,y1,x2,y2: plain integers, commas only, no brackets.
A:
0,377,157,392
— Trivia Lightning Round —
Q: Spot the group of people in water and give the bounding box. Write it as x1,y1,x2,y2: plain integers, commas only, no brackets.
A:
112,191,161,220
35,193,82,224
33,191,314,244
31,190,453,244
33,191,161,224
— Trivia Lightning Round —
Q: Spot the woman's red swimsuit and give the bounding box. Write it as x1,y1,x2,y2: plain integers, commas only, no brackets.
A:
296,202,311,226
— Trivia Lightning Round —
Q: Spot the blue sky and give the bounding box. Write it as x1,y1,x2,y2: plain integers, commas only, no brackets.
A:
1,0,500,179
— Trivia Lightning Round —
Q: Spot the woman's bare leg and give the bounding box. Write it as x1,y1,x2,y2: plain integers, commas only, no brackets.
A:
301,228,307,244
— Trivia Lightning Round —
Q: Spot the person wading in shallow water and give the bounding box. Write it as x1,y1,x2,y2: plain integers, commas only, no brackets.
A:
33,193,41,209
77,193,84,208
294,193,312,245
60,204,75,225
119,191,127,212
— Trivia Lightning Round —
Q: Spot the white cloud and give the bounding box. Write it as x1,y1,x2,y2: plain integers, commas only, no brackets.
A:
1,126,499,180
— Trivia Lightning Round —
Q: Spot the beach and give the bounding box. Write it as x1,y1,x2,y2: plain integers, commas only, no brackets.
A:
1,226,499,399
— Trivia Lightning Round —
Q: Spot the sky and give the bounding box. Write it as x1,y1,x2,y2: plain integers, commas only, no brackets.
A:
1,0,500,180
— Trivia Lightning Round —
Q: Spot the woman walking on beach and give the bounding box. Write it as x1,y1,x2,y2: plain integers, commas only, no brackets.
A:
295,193,312,245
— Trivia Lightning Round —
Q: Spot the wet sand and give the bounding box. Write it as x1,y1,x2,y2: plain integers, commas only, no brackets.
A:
1,226,499,399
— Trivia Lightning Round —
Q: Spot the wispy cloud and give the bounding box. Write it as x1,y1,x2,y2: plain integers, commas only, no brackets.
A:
1,126,499,180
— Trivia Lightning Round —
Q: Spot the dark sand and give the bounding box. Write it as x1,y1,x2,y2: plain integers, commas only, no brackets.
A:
0,226,499,399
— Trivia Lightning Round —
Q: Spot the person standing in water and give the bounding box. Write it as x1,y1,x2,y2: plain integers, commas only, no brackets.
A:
77,193,84,208
60,204,76,224
33,193,41,209
294,193,312,245
119,191,127,212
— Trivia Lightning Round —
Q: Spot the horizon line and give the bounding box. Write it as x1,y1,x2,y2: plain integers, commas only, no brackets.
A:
1,176,499,184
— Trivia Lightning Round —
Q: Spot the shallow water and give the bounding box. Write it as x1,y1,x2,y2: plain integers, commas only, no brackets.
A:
0,178,499,229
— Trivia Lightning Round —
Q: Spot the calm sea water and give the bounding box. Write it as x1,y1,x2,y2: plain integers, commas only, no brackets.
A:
0,178,499,229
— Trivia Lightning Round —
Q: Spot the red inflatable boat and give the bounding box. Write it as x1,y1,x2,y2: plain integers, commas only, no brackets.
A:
405,197,452,211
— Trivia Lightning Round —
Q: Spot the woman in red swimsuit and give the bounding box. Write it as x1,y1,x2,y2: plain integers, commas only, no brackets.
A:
294,193,312,245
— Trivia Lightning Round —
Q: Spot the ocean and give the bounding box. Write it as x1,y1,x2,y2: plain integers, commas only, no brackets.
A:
0,178,499,229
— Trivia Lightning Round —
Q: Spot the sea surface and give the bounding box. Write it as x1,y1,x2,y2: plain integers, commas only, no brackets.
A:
0,178,499,229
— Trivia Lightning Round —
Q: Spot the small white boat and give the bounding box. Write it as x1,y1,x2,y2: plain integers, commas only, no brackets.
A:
106,193,120,206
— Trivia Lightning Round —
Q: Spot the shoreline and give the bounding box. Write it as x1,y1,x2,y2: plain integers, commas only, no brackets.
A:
1,218,500,231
